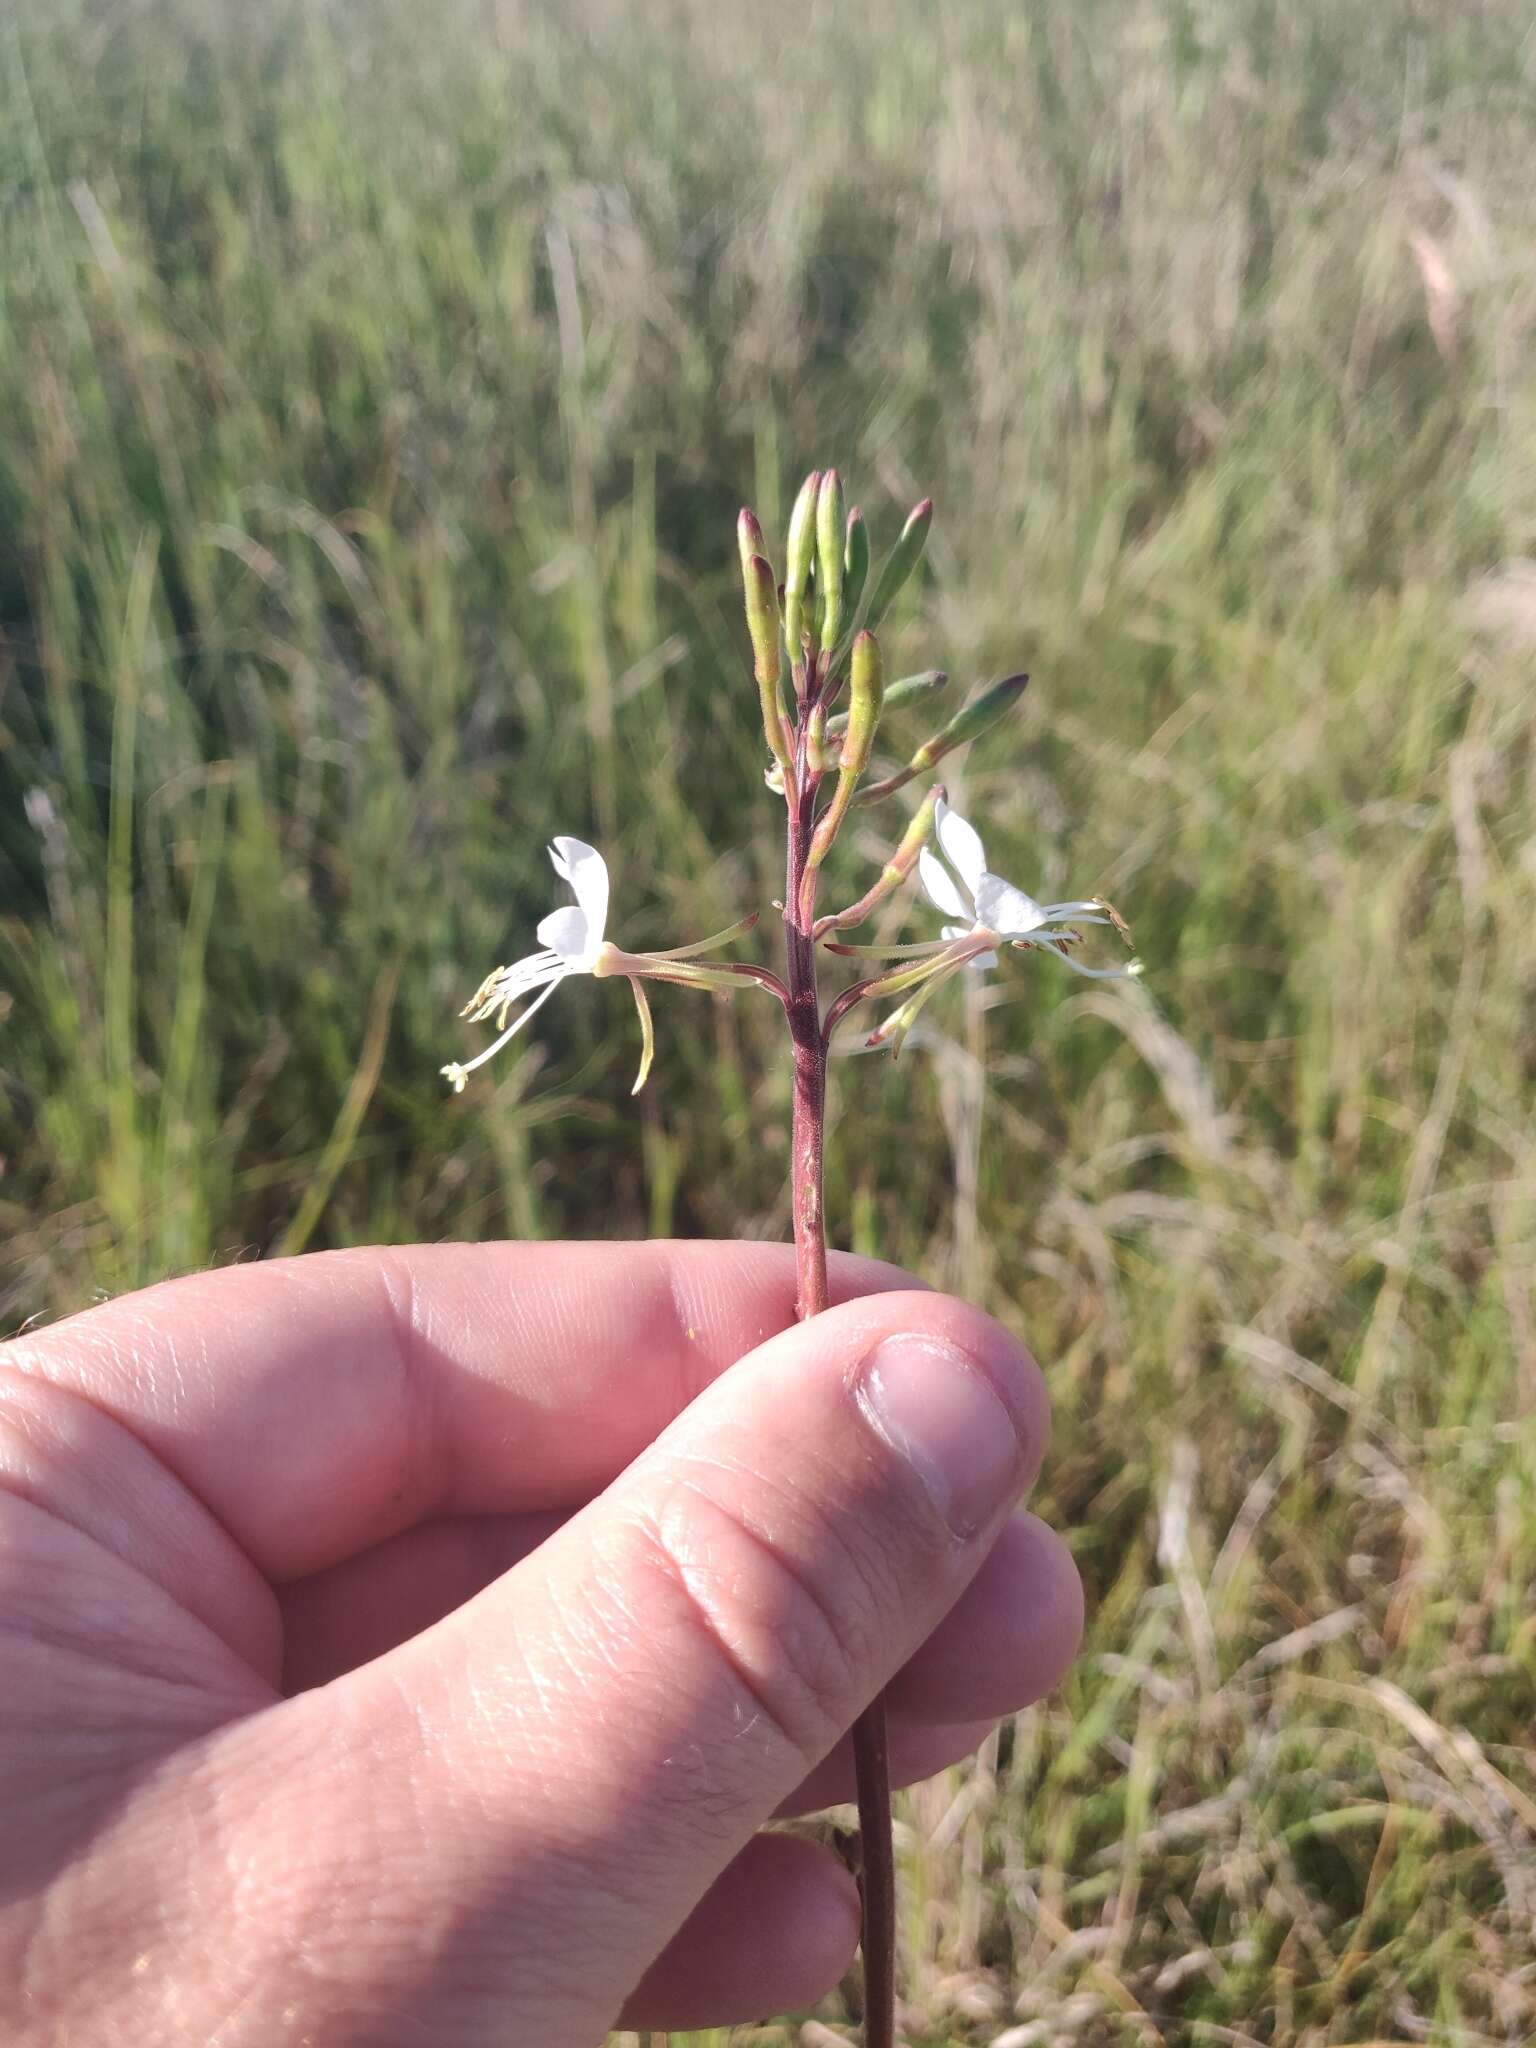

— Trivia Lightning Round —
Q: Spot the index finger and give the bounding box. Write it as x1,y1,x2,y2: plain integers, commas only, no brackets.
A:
3,1242,921,1580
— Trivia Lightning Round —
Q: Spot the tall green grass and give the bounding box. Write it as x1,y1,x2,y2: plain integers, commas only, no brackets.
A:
2,1,1534,2040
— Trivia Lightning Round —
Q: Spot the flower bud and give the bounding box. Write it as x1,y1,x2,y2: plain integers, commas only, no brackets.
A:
892,781,943,867
807,630,884,880
816,469,845,654
737,507,769,585
843,506,869,623
810,781,945,938
839,629,884,775
863,496,933,631
856,673,1029,805
826,668,945,737
910,670,1028,771
783,469,820,661
743,552,791,773
742,551,779,671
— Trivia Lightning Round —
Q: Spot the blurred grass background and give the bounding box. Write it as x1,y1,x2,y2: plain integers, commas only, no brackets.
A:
2,0,1535,2041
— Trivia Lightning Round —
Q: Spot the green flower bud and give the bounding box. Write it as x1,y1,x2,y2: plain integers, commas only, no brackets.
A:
863,496,933,632
826,669,945,737
856,673,1029,805
743,552,790,773
843,506,870,622
892,781,942,868
810,781,945,938
807,630,884,878
816,469,845,654
910,670,1028,771
839,629,884,775
783,469,820,661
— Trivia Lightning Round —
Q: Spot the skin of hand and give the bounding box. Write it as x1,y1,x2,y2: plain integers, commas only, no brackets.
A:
0,1241,1081,2045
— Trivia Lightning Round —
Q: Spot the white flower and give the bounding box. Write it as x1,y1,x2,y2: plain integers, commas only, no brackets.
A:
917,798,1141,980
441,837,612,1092
444,840,772,1095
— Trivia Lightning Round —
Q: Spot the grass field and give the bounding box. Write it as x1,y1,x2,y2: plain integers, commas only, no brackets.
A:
3,0,1535,2040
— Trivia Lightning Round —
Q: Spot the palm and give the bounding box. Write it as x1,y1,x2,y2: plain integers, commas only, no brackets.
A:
1,1241,1078,2044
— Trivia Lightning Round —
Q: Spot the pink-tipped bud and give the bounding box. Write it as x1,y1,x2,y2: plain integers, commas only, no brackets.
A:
737,507,769,585
864,496,933,631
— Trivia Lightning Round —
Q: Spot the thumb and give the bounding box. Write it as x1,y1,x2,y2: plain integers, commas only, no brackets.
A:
275,1289,1047,2040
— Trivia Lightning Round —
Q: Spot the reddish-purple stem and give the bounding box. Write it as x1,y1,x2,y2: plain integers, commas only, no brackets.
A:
785,784,828,1319
784,702,896,2048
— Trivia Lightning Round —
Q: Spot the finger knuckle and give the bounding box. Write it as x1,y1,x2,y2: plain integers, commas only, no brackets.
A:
636,1459,895,1766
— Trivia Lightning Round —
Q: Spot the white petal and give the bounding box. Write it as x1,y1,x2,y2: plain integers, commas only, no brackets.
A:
975,873,1046,935
537,905,591,960
919,844,969,920
934,799,988,897
549,837,609,946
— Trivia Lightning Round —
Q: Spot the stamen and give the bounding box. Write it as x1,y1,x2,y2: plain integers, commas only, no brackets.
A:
1025,936,1143,980
1094,898,1137,949
449,969,567,1075
462,951,563,1022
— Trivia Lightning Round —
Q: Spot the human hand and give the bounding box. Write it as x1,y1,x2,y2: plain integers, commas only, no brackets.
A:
0,1241,1080,2044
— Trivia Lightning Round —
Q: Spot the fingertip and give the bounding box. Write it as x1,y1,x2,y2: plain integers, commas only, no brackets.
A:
619,1831,860,2030
830,1288,1050,1492
885,1511,1083,1725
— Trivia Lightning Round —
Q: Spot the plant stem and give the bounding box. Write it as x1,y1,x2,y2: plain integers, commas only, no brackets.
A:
784,743,896,2048
786,782,828,1321
850,1702,896,2048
